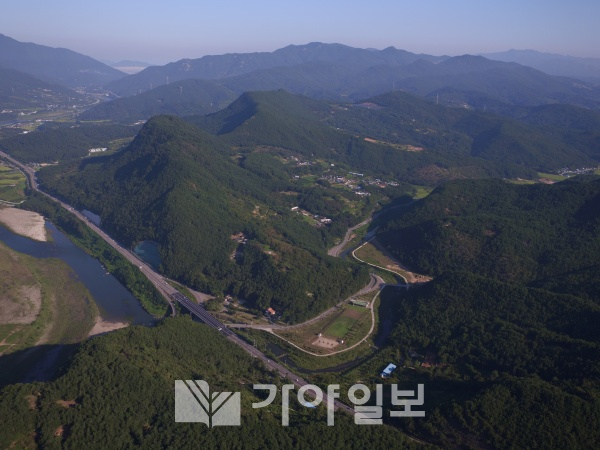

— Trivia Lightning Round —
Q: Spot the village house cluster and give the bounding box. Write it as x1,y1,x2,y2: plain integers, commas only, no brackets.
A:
558,166,599,176
290,206,332,225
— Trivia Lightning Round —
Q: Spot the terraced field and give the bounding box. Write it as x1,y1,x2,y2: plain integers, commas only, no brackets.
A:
0,164,26,203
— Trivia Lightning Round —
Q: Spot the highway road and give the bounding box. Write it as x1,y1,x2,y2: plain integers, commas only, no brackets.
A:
0,149,359,416
0,150,432,443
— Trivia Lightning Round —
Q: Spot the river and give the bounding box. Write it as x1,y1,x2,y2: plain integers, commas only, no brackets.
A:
0,221,153,326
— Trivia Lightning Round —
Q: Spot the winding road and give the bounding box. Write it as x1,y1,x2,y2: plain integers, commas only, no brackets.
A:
0,149,360,417
1,149,430,443
327,217,372,257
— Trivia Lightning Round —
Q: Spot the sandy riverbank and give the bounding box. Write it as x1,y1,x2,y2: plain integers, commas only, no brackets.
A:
88,316,129,337
0,207,47,241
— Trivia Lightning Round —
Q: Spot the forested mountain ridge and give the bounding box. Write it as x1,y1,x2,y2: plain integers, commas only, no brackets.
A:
79,78,234,122
319,91,600,171
0,122,140,163
103,42,600,110
33,87,600,172
37,114,369,322
372,177,600,447
190,90,599,174
87,47,600,125
0,317,419,449
378,177,600,290
33,91,600,324
104,42,445,96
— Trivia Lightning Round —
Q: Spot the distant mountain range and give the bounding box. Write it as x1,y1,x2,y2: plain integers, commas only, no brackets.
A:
104,42,446,96
482,49,600,82
104,43,600,102
83,48,600,123
0,34,125,88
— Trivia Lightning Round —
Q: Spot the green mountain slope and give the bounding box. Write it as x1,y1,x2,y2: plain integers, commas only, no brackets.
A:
79,78,235,122
0,66,83,112
188,90,536,182
0,317,418,449
32,91,600,321
322,91,600,171
86,84,600,173
369,177,600,447
37,115,368,322
378,177,600,290
0,122,140,163
380,273,600,448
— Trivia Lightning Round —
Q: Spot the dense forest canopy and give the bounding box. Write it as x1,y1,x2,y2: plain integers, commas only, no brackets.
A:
3,35,600,449
378,177,600,292
370,177,600,447
37,115,369,322
0,318,419,449
30,90,600,324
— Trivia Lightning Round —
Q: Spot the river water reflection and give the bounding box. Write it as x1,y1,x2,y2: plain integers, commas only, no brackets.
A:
0,221,153,325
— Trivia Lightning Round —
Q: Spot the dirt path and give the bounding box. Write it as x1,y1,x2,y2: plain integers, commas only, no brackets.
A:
267,288,381,357
231,275,384,357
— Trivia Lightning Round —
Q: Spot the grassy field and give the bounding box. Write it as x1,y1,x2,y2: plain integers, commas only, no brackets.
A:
0,165,27,203
538,172,568,181
0,241,96,356
273,292,375,356
237,325,374,374
354,241,410,282
507,178,537,185
410,184,433,199
324,304,369,339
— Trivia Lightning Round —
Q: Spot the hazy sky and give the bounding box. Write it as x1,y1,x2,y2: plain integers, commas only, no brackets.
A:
2,0,599,64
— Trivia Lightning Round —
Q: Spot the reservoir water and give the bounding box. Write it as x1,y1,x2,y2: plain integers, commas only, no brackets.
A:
81,209,101,226
0,221,153,325
134,240,162,270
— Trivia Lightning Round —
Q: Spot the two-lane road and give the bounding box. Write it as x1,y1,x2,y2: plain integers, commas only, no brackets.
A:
0,150,359,415
1,151,431,443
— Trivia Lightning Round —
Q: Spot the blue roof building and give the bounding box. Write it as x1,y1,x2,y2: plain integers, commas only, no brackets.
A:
380,363,397,378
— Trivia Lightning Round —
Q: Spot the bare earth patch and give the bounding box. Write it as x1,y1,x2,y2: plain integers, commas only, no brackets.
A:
0,207,47,241
311,336,340,349
88,316,129,337
0,285,42,324
189,287,213,304
57,399,78,408
345,308,364,320
26,394,38,410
